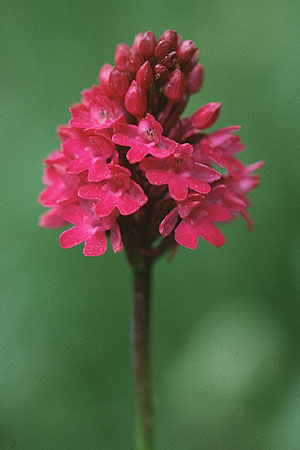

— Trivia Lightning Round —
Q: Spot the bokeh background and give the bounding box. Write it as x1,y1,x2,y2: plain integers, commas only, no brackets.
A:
1,0,300,449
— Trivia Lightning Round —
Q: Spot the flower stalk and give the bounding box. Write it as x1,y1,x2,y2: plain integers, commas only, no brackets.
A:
132,259,154,450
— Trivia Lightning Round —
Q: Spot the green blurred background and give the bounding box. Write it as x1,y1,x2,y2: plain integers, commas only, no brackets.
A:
1,0,300,449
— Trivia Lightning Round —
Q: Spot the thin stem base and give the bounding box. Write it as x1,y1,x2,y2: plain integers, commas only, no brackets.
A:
132,260,154,450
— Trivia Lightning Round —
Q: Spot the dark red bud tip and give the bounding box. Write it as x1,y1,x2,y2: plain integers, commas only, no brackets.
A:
154,64,170,83
125,80,147,119
159,30,178,50
109,68,129,97
128,47,144,73
192,102,221,129
178,40,197,62
138,31,156,57
136,61,153,90
186,63,204,94
154,40,173,60
115,43,130,72
163,69,185,102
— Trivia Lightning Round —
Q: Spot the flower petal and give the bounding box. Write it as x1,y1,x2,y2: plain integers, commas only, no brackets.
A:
110,223,123,253
39,208,66,228
87,159,109,182
145,170,171,186
126,144,149,163
175,221,199,249
185,177,211,195
59,226,86,249
128,181,148,206
58,204,87,225
150,137,177,158
159,208,178,237
79,184,103,200
195,220,225,247
117,193,141,215
83,229,107,256
192,162,221,183
169,176,188,201
95,193,116,217
67,158,90,175
205,204,232,222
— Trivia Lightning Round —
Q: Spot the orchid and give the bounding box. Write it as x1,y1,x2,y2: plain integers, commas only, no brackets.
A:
39,29,262,450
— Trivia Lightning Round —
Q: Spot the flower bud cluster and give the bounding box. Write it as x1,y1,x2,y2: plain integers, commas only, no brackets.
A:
39,30,262,260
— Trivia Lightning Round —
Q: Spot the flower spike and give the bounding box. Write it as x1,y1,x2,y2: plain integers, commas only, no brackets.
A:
39,30,262,257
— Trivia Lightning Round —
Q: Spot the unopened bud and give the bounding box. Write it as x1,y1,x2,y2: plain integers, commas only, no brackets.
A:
154,40,173,60
159,30,178,50
115,43,130,72
136,61,153,89
186,63,204,94
128,47,144,73
109,68,129,97
192,102,221,129
125,80,147,119
163,69,185,102
138,31,156,57
178,40,197,62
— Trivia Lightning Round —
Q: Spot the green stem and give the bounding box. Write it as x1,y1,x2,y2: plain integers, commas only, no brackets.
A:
132,259,154,450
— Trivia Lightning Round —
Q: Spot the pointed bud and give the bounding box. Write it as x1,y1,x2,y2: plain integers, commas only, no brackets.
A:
109,68,129,97
137,31,156,57
136,61,153,90
159,30,178,50
154,64,170,83
154,40,173,60
128,47,144,73
163,69,185,102
192,102,221,129
186,63,204,93
125,80,147,119
178,40,197,62
115,43,130,71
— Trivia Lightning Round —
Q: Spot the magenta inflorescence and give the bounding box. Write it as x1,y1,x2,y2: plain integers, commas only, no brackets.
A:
39,30,262,261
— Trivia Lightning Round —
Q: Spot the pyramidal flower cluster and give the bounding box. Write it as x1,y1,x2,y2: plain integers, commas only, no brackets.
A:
39,30,262,261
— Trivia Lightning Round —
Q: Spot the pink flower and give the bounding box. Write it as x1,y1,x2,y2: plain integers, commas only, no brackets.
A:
113,113,177,163
39,154,81,208
221,161,264,228
39,29,262,258
140,143,221,201
193,126,245,175
63,134,115,182
70,90,124,131
58,204,122,256
160,189,232,249
78,164,147,217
